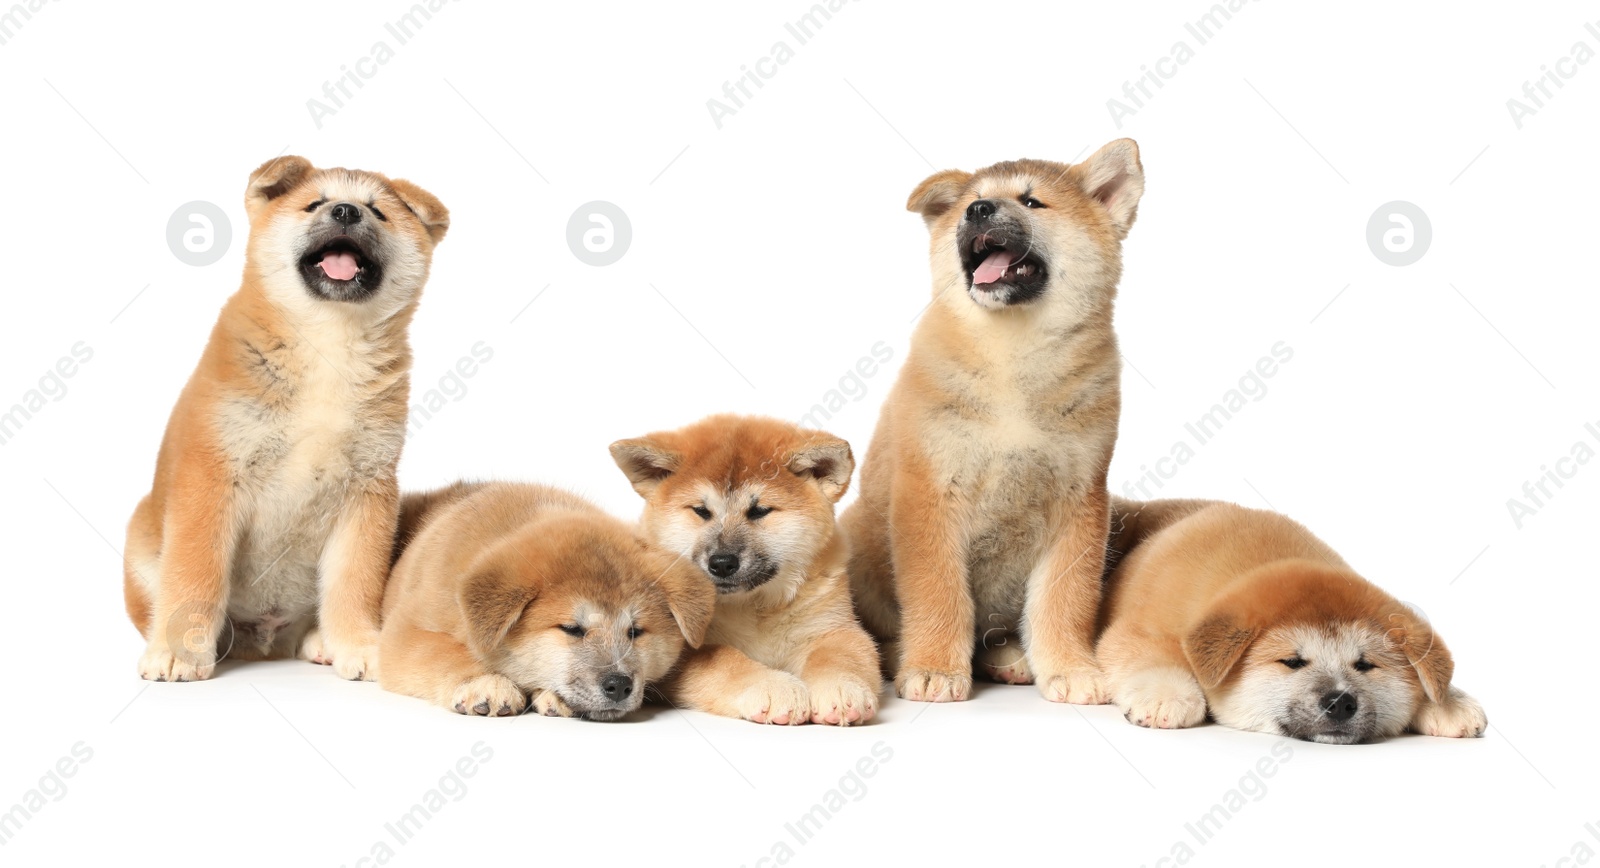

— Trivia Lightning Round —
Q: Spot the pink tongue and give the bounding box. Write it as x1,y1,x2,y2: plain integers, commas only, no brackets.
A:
319,251,359,281
972,250,1014,285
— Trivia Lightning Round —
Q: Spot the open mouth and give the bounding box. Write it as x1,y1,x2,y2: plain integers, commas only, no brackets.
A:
299,236,382,300
960,232,1047,295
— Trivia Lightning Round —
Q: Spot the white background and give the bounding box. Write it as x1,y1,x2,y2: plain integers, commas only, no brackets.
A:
1,1,1595,865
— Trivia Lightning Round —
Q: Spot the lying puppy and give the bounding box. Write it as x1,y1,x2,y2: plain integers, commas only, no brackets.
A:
123,156,448,681
842,140,1144,703
1098,498,1487,743
379,482,713,719
611,415,881,726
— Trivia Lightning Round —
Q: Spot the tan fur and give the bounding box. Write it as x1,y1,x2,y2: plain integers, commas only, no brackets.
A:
379,482,714,719
123,156,449,682
611,415,882,726
1098,497,1487,742
842,140,1145,703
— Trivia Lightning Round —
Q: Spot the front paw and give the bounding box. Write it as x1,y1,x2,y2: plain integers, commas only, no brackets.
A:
450,675,526,717
138,643,216,682
895,668,972,702
1036,665,1107,704
1412,688,1487,738
325,635,380,681
531,689,575,718
733,670,811,725
1117,680,1207,729
809,677,880,726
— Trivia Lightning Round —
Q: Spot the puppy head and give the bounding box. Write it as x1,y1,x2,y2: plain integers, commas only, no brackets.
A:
1183,561,1454,744
610,414,852,598
908,139,1142,312
242,155,449,310
458,514,713,721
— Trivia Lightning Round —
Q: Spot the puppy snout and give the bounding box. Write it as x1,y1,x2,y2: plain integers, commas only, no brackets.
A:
600,672,634,702
1320,690,1358,722
965,199,997,222
708,553,741,579
330,202,362,226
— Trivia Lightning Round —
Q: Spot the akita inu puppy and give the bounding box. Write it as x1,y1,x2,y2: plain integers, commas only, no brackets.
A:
123,156,448,681
380,482,713,719
1099,498,1487,743
611,415,881,726
842,140,1143,703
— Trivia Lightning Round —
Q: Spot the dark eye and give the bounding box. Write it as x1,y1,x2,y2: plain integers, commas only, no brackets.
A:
558,624,586,638
1022,195,1045,209
1353,659,1376,672
368,202,387,221
627,626,645,640
747,505,773,520
690,505,712,520
303,199,326,213
1279,656,1308,670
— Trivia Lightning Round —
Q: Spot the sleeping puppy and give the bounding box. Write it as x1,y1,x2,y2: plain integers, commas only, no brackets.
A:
1097,498,1487,743
379,482,714,719
611,415,881,726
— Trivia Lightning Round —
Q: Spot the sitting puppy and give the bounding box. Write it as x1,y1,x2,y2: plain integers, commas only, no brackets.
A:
1097,498,1487,743
610,415,881,726
379,482,714,719
123,156,448,681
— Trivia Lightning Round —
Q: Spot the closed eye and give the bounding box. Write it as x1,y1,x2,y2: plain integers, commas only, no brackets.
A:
690,505,712,521
1279,656,1308,670
1353,659,1376,672
368,202,387,221
747,504,773,520
558,624,586,638
303,199,326,213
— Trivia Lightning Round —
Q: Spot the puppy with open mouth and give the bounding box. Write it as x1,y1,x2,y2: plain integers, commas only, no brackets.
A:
122,156,448,681
380,482,714,720
1098,498,1487,744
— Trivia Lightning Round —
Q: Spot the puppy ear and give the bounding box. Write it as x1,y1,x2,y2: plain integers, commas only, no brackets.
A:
906,169,973,226
389,178,450,244
244,155,314,222
1068,138,1144,237
1386,608,1454,703
458,567,536,659
786,436,854,502
651,556,716,649
1183,613,1257,690
609,438,681,498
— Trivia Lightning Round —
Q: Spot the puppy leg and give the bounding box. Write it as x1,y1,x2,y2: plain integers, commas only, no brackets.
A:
136,466,237,682
1098,627,1206,729
889,460,975,702
1409,686,1487,738
318,482,399,681
800,626,882,726
378,625,529,717
666,645,811,725
975,634,1034,684
1022,486,1110,704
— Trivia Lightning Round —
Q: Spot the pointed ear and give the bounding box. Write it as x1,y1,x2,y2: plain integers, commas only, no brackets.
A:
389,177,450,244
245,155,314,222
906,169,973,227
1068,138,1144,237
651,555,716,649
609,438,681,499
458,567,537,659
786,436,854,502
1387,609,1454,703
1183,613,1257,690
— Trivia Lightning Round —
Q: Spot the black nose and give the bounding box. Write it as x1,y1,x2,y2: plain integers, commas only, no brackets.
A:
1320,691,1358,722
330,203,362,225
707,553,740,578
966,199,997,222
600,672,633,702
